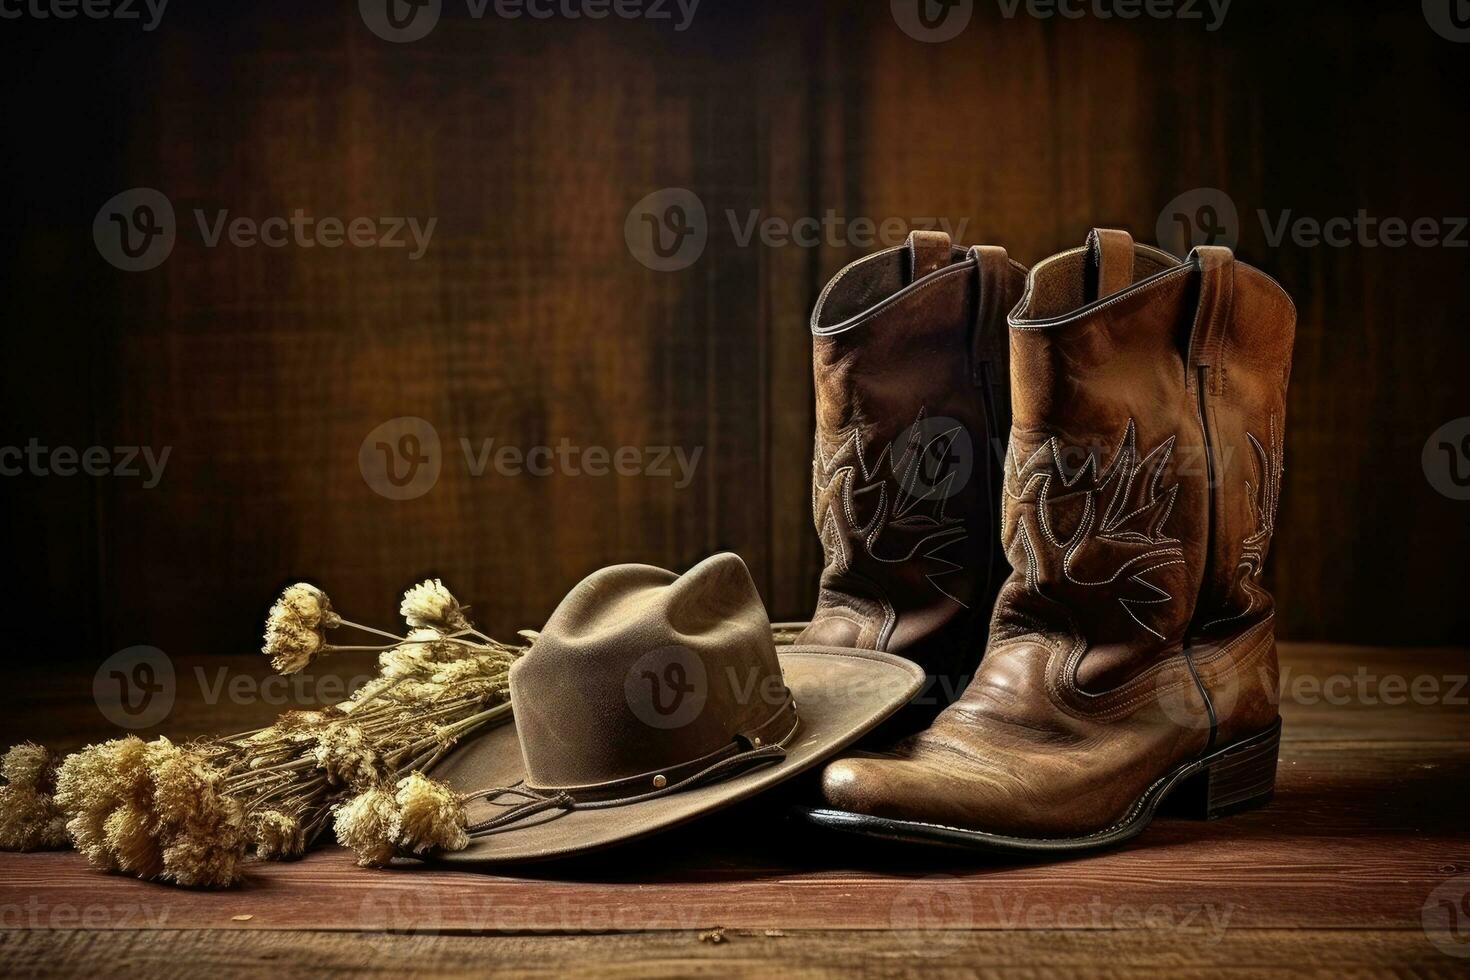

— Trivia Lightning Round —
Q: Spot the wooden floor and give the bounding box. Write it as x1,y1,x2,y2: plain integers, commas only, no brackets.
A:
1,643,1467,978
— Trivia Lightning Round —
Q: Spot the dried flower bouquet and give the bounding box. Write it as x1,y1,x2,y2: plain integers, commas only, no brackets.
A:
0,578,529,887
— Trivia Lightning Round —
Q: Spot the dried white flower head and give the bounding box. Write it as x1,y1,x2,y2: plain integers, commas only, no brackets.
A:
104,804,161,878
251,810,305,860
2,743,57,790
148,738,217,827
386,679,446,707
394,773,468,855
263,621,326,675
53,736,245,887
0,742,68,852
262,583,341,675
377,629,454,681
333,787,401,868
400,579,471,633
0,785,68,851
274,583,340,630
162,821,245,889
55,736,147,866
149,740,245,888
312,725,381,789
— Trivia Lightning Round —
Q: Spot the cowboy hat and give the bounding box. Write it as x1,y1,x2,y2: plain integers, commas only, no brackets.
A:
424,552,923,864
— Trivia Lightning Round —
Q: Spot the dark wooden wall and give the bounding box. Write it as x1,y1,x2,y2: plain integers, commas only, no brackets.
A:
2,0,1466,660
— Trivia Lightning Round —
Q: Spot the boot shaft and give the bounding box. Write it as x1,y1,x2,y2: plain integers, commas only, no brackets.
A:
1000,230,1295,692
802,231,1026,698
1185,245,1297,641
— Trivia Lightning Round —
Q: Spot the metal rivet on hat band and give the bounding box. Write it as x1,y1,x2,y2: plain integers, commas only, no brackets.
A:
652,774,667,789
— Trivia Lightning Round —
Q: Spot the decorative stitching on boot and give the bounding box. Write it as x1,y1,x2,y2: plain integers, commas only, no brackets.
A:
1004,419,1185,640
813,408,971,606
1201,414,1284,631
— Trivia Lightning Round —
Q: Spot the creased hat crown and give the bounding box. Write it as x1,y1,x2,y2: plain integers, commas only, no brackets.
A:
508,553,793,792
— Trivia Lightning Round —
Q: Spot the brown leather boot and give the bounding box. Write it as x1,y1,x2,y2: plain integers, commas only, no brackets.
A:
810,229,1295,852
800,230,1027,722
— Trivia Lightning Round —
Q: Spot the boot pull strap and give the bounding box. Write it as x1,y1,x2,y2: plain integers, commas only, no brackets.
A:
1186,246,1235,396
906,230,952,283
968,244,1014,384
1085,228,1135,302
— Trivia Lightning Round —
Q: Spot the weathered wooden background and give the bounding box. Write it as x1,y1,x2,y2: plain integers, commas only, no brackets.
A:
1,0,1466,660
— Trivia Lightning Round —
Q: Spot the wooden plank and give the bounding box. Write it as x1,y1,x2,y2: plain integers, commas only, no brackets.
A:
0,928,1456,979
0,741,1463,933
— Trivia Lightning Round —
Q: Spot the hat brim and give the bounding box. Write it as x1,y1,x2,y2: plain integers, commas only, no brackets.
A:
423,646,924,866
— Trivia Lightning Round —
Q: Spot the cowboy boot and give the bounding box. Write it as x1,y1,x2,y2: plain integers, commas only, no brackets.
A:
800,230,1026,722
811,229,1295,850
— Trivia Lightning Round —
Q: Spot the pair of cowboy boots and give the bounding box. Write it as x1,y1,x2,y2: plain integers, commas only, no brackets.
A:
800,227,1295,852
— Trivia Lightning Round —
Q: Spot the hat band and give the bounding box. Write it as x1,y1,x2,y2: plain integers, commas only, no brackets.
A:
460,697,799,837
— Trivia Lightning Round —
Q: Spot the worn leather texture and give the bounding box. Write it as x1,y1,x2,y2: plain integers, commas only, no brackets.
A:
800,231,1028,713
821,229,1297,838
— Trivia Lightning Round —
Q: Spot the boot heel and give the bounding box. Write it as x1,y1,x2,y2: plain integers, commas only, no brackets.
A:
1168,721,1280,820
